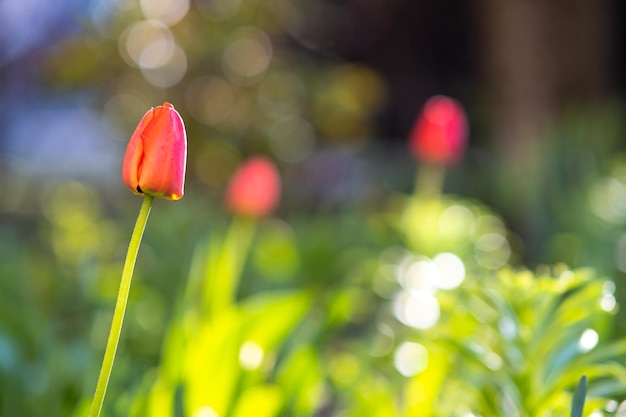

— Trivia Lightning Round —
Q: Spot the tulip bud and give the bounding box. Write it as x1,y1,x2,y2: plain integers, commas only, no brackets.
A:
225,157,281,218
409,95,468,166
122,102,187,200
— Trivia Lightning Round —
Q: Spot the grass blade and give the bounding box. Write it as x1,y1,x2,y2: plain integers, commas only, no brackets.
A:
570,375,587,417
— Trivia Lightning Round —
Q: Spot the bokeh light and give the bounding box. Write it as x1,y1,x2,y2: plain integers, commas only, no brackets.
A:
222,27,272,86
578,328,599,352
119,19,187,87
393,341,428,377
140,43,187,88
432,253,465,289
439,204,475,241
474,232,510,270
393,290,440,330
402,259,439,293
239,341,264,370
589,177,626,224
194,406,219,417
121,20,175,69
140,0,190,27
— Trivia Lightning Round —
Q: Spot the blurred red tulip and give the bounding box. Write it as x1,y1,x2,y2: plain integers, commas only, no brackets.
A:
226,157,281,218
122,102,187,200
409,96,468,165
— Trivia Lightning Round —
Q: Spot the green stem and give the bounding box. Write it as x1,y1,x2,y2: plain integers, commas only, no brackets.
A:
88,195,154,417
414,162,446,198
205,216,256,316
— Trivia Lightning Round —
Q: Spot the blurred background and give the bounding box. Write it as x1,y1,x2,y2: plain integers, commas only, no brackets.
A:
1,0,626,416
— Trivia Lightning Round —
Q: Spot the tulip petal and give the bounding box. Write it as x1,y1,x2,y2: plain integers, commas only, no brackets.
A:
226,157,281,218
122,103,187,200
409,96,468,166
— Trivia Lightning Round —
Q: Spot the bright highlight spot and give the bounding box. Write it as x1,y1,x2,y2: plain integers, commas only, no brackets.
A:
601,294,616,312
194,406,219,417
393,290,440,330
394,341,428,377
579,328,599,352
401,253,465,292
403,260,439,292
433,252,465,289
239,340,264,370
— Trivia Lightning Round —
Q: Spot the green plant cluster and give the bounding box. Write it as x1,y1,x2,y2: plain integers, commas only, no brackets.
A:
108,193,626,417
4,168,626,417
5,180,626,417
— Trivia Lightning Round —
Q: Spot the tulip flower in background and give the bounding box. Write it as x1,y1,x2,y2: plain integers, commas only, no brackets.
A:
409,95,468,166
225,156,281,218
203,156,282,314
88,103,187,417
122,102,187,200
409,95,468,196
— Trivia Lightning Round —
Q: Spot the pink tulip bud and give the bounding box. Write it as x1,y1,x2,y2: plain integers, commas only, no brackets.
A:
409,95,468,166
122,102,187,200
225,157,281,218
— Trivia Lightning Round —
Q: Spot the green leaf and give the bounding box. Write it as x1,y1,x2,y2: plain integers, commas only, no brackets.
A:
231,385,283,417
239,290,311,350
570,375,587,417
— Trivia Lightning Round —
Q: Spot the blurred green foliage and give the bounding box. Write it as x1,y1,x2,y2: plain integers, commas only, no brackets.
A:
2,0,626,416
5,162,626,416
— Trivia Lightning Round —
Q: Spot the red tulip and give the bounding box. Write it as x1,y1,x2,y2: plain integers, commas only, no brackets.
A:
409,96,468,166
122,102,187,200
225,157,281,218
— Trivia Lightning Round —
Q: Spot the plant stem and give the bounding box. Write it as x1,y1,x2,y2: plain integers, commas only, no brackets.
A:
414,162,446,198
205,215,256,316
88,195,154,417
